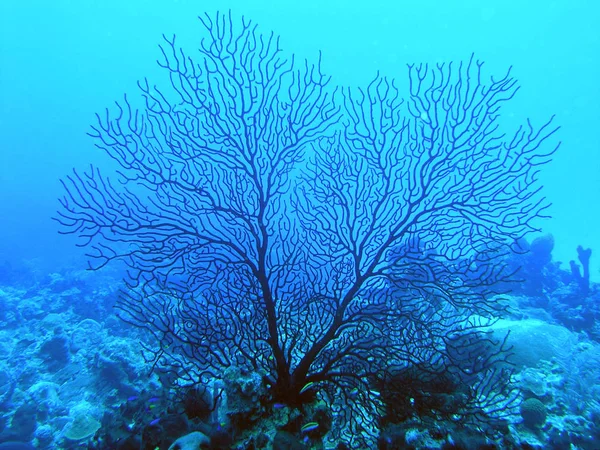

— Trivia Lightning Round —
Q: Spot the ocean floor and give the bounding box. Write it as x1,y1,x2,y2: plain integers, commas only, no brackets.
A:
0,247,599,449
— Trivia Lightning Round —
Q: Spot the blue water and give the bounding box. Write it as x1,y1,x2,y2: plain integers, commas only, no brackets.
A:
0,0,598,278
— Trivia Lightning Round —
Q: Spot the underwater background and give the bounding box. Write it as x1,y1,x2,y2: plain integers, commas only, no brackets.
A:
1,0,599,281
0,0,599,449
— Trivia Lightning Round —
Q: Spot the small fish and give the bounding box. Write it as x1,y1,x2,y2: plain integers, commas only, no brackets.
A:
273,403,286,409
148,397,160,403
299,382,315,395
149,418,160,426
301,422,319,433
127,395,139,402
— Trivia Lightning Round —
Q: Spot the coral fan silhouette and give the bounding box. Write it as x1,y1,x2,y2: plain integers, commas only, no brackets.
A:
56,11,559,444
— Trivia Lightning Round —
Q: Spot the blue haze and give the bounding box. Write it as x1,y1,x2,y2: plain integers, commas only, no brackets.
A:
0,0,599,278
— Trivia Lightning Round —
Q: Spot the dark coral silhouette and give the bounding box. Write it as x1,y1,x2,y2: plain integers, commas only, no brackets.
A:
56,11,559,444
